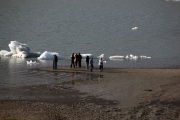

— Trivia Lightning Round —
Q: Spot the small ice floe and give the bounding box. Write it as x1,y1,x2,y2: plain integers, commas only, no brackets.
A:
37,51,63,60
81,54,93,59
27,60,38,65
109,54,151,61
129,54,138,60
140,55,151,59
109,55,124,59
125,55,129,59
132,27,138,31
97,54,104,59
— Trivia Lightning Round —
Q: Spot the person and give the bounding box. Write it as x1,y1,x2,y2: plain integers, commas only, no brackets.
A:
74,53,77,67
77,53,82,67
90,57,93,72
53,55,58,70
70,53,75,68
86,56,89,70
98,57,103,71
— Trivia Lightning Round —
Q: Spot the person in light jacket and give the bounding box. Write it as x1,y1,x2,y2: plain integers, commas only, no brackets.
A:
98,57,103,71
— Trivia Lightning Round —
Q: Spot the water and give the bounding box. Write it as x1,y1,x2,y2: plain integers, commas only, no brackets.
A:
0,0,180,87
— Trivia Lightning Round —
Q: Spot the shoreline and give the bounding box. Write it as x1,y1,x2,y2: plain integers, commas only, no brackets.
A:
0,67,179,119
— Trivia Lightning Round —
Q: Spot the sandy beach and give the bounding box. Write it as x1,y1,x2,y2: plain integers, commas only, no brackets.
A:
0,66,179,120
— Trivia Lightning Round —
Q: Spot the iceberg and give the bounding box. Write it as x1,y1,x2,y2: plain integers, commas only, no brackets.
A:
37,51,63,60
0,41,41,58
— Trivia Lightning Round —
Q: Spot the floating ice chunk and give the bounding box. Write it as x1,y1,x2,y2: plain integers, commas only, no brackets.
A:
132,27,138,31
109,55,124,59
0,41,40,58
140,55,147,58
140,55,151,59
129,54,133,58
2,41,28,57
128,54,138,59
97,54,104,59
37,51,63,60
132,56,138,59
126,55,129,59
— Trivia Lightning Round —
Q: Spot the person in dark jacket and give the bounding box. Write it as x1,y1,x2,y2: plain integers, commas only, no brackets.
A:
86,56,89,70
70,53,75,68
53,55,58,70
77,53,82,67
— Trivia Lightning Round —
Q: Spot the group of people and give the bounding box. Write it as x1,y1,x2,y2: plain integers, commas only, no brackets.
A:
53,53,104,72
70,53,82,68
86,56,103,72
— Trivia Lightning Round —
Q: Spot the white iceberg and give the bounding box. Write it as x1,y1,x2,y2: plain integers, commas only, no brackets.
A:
37,51,63,60
0,41,40,58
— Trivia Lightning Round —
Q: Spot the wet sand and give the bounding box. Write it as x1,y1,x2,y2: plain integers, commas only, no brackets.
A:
0,66,179,120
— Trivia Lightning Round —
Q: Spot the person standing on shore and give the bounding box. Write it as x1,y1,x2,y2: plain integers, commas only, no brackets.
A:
74,53,77,68
90,57,93,72
53,55,58,70
70,53,75,68
98,57,103,71
77,53,82,67
86,56,89,70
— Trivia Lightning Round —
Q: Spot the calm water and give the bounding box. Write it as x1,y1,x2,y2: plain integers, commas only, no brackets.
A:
0,0,180,86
